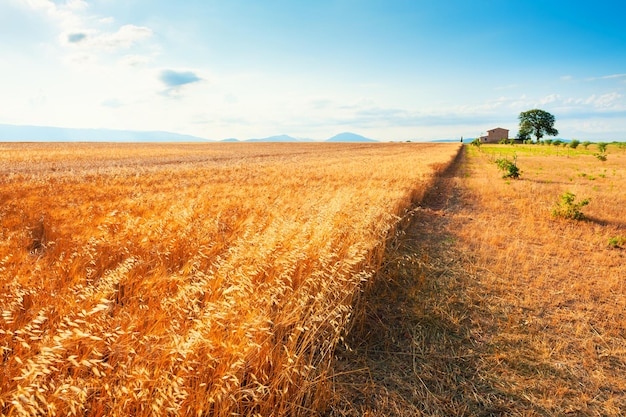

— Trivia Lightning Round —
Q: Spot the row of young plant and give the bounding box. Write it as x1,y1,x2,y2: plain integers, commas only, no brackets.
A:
470,143,624,248
471,138,613,162
500,138,612,149
491,154,591,221
469,138,618,150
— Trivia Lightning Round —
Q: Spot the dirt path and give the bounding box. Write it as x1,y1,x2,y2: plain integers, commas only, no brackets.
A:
328,146,516,416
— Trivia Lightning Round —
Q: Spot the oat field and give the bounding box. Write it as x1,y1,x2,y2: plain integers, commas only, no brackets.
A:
0,142,460,416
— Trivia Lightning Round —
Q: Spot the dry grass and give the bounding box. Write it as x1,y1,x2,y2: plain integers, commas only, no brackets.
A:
329,143,626,416
0,141,460,416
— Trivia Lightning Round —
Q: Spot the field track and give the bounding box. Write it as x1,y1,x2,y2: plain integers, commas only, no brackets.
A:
0,142,460,416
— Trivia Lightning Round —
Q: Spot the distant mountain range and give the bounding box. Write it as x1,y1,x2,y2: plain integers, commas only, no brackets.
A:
0,124,210,142
0,124,380,143
228,132,378,143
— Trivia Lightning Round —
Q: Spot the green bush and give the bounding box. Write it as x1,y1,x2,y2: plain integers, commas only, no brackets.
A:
582,141,591,149
608,236,626,248
495,157,520,179
569,139,580,149
597,142,608,152
552,139,562,146
552,191,589,220
594,152,607,162
470,138,481,147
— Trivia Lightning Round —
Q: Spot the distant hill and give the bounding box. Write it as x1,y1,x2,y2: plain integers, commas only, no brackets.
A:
0,124,210,142
244,134,313,143
326,132,378,142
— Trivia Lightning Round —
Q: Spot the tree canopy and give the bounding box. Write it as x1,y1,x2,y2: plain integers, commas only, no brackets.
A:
518,109,558,142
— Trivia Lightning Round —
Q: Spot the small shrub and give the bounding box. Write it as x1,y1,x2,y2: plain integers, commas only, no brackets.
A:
594,152,607,162
495,157,520,179
544,139,553,145
569,139,580,149
471,138,481,147
552,139,562,146
552,191,589,220
608,236,626,248
597,142,608,152
582,141,591,149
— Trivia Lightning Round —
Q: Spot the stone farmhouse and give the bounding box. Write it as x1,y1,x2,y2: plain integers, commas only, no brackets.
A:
479,127,509,143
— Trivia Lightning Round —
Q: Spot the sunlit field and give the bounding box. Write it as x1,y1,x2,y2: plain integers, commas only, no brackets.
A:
454,143,626,414
330,142,626,416
0,142,460,416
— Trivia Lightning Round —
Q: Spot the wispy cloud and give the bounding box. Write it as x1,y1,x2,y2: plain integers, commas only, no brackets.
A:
560,74,626,83
598,74,626,80
119,54,153,67
585,73,626,82
64,25,153,51
581,92,622,109
539,94,561,105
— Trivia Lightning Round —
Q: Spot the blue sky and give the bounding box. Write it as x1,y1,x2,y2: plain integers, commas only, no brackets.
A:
1,0,625,141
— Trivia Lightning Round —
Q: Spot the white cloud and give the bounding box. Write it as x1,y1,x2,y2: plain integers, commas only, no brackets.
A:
63,25,153,51
16,1,153,53
539,94,561,105
557,93,624,110
18,0,85,32
584,92,623,109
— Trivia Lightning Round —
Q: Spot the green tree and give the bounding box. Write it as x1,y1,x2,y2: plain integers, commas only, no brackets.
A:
518,109,559,143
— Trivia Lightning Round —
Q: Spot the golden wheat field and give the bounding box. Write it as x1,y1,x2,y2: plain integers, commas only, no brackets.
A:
0,141,460,416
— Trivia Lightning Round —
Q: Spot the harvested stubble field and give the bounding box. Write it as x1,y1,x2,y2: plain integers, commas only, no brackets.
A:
331,143,626,416
0,142,460,416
